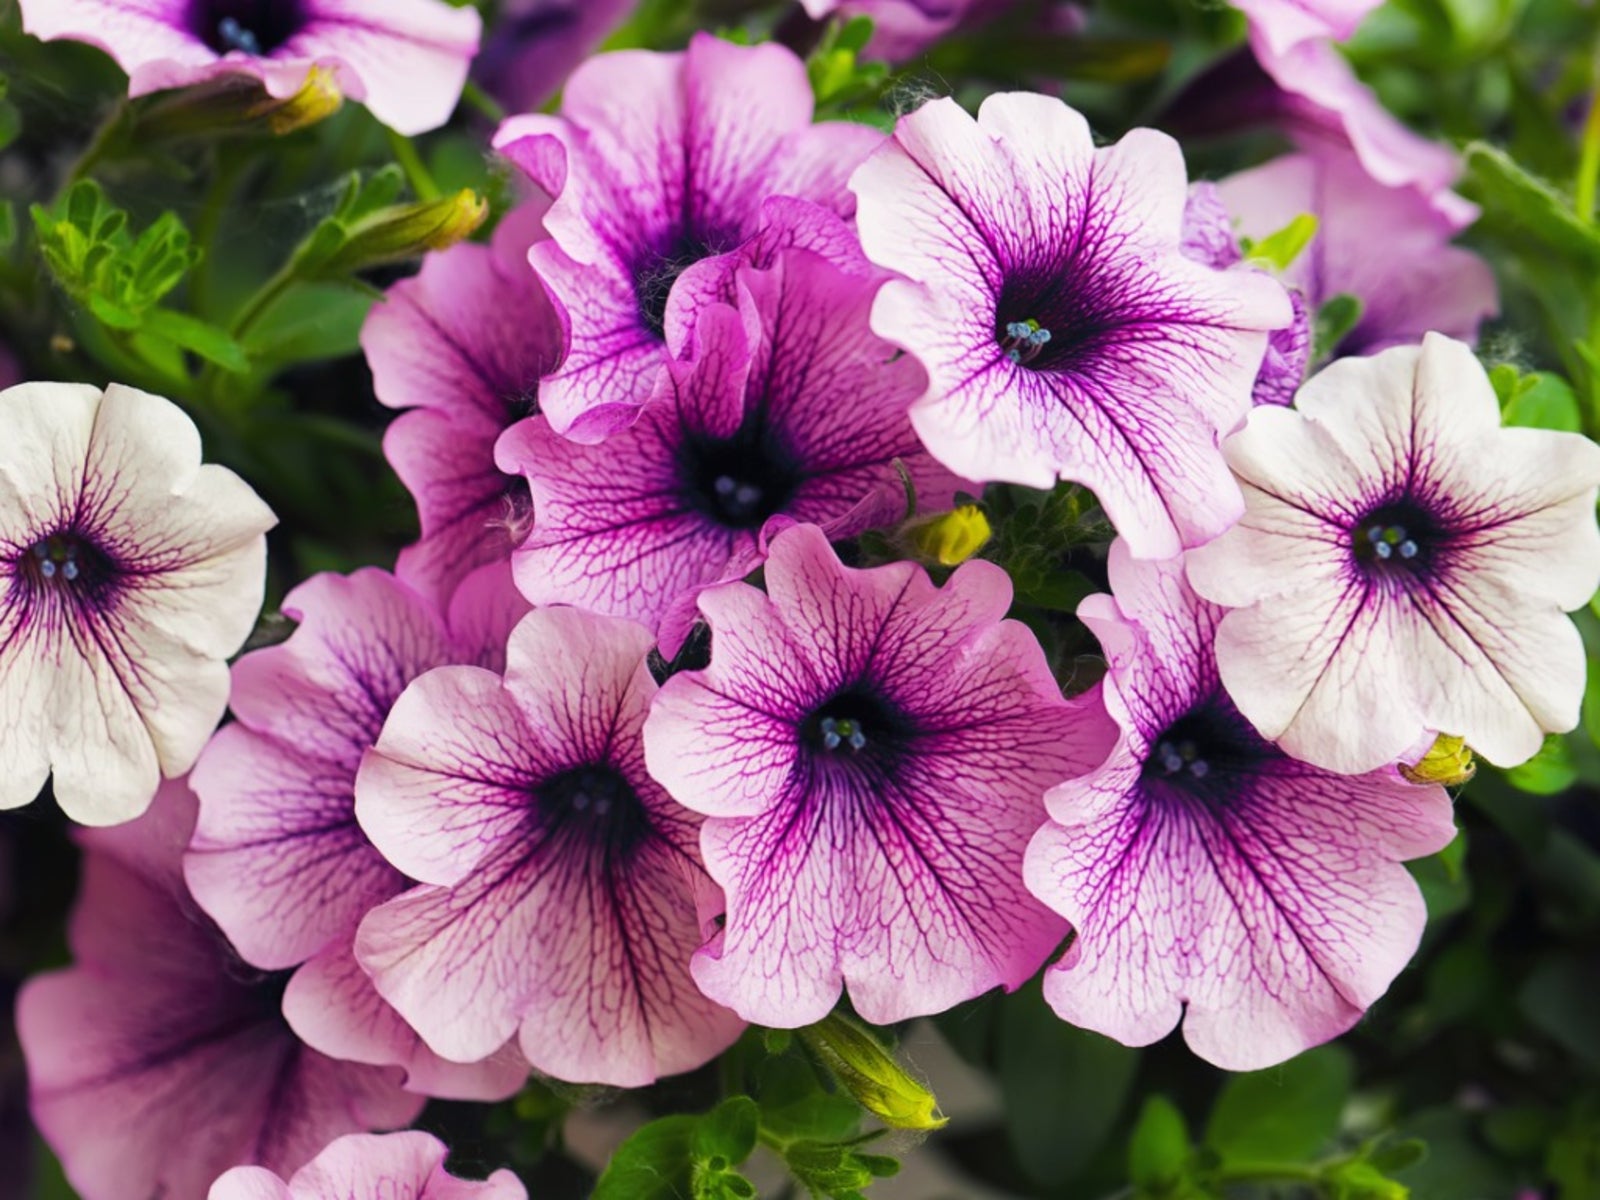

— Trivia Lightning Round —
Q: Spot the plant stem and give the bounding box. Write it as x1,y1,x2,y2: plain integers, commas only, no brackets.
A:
385,128,441,202
459,80,506,124
1215,1160,1324,1186
58,99,130,200
1577,53,1600,224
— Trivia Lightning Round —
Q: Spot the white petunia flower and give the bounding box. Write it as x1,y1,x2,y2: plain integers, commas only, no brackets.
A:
0,382,274,825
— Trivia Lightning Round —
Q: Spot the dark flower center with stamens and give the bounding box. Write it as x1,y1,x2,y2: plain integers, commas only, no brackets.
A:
190,0,305,55
677,421,803,531
634,231,725,339
800,686,916,775
993,262,1127,374
1351,498,1442,579
17,531,119,604
1142,701,1275,805
536,763,652,858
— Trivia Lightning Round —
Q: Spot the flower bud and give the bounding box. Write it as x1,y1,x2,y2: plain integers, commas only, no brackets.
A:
1399,734,1475,787
319,189,488,274
798,1013,947,1132
907,504,992,566
136,66,343,142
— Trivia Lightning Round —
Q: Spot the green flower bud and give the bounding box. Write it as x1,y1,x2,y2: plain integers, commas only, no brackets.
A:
798,1013,947,1132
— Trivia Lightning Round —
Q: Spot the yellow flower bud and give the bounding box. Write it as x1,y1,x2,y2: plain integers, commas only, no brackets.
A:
323,189,488,273
136,66,343,141
1399,734,1476,787
909,505,992,566
250,66,343,135
798,1013,947,1132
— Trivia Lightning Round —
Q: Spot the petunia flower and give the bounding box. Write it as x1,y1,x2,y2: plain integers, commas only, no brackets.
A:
494,247,964,653
353,606,745,1088
209,1131,526,1200
1229,0,1380,56
491,33,884,439
17,781,420,1200
850,93,1292,559
0,382,274,827
799,0,1017,58
1187,333,1600,774
187,566,530,1101
363,204,563,608
1025,543,1456,1070
473,0,635,116
1218,148,1497,358
642,523,1117,1028
1180,183,1311,407
19,0,481,135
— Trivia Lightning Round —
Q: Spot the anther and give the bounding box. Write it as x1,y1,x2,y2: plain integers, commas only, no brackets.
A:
1001,318,1052,365
218,16,263,55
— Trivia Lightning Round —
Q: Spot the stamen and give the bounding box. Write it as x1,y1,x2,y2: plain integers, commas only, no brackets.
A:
1001,318,1053,365
819,716,867,753
1153,739,1210,780
1363,522,1416,565
217,16,263,55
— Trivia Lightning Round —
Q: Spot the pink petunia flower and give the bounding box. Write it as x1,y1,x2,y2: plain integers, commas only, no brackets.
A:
1187,333,1600,774
799,0,1018,58
19,0,481,135
209,1131,526,1200
1218,148,1497,358
473,0,635,116
354,607,744,1088
0,382,274,826
491,33,884,439
363,204,563,608
643,523,1117,1028
187,566,530,1101
494,247,965,654
17,781,420,1200
1025,543,1456,1070
850,93,1292,558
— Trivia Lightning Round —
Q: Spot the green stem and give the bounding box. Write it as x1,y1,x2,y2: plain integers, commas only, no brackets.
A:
228,259,300,343
459,80,506,124
385,128,441,202
1577,54,1600,224
58,99,131,199
1215,1161,1323,1186
191,150,249,320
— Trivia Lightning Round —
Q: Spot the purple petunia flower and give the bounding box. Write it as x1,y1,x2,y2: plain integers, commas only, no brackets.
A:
643,523,1117,1028
17,781,420,1200
0,382,274,827
209,1131,526,1200
494,247,965,653
1025,543,1456,1069
353,607,744,1088
1180,183,1312,407
472,0,634,116
1187,333,1600,774
19,0,480,135
187,566,530,1101
363,204,562,609
491,33,884,440
799,0,1018,58
1219,149,1497,358
850,93,1292,559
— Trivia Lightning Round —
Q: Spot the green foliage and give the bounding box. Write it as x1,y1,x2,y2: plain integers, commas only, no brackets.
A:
1312,293,1365,364
1205,1046,1353,1164
1241,213,1319,272
807,18,891,117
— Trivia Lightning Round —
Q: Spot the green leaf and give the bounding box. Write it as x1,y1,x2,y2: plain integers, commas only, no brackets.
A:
1243,213,1318,272
1369,1139,1429,1174
1464,142,1600,266
1520,953,1600,1070
1205,1045,1352,1164
693,1097,759,1170
1503,734,1579,795
240,282,373,362
997,979,1141,1187
1313,293,1364,363
1129,1096,1192,1190
592,1115,697,1200
1501,371,1582,432
142,308,250,372
756,1054,861,1144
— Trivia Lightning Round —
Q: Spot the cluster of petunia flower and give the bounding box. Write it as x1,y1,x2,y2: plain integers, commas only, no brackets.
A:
5,1,1600,1198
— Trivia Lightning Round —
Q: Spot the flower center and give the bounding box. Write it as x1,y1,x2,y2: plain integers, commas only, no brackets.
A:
536,763,652,858
1000,319,1054,366
634,231,723,339
191,0,304,56
993,262,1123,373
18,531,117,599
1352,500,1441,578
678,424,802,532
801,687,914,773
1141,702,1274,803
